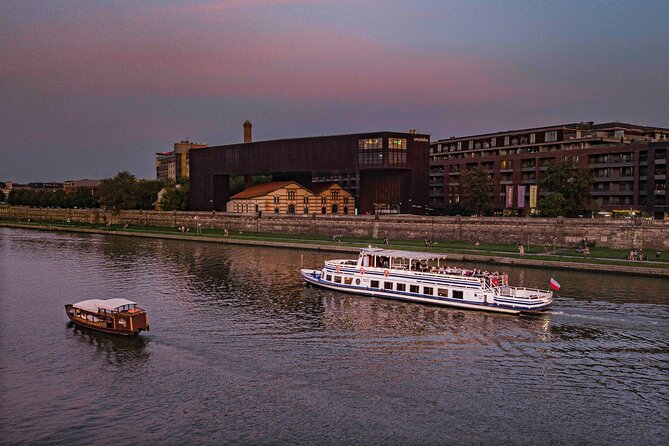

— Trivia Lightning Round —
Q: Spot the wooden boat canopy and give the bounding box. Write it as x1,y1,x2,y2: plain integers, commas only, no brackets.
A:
73,298,138,314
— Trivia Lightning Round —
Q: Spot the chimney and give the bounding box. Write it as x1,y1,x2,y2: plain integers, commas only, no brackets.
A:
243,120,252,143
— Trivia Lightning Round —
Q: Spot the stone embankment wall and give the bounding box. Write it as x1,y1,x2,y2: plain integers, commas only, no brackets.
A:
2,205,668,250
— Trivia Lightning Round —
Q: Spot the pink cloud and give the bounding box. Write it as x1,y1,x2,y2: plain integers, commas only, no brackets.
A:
0,6,537,107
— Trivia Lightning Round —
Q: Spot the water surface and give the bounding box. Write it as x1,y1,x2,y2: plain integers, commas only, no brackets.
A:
0,228,667,445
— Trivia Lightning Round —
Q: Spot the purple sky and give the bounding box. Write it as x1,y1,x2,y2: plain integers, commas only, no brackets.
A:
1,0,668,182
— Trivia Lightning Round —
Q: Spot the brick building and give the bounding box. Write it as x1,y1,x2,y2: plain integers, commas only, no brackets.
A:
430,122,669,219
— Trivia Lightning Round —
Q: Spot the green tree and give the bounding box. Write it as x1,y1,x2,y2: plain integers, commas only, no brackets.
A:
69,187,100,208
136,179,164,209
540,158,593,217
538,192,569,217
98,171,140,210
0,189,4,202
462,165,493,216
159,179,189,211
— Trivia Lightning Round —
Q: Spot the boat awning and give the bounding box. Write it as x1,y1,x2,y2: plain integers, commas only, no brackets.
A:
73,298,137,312
360,248,448,261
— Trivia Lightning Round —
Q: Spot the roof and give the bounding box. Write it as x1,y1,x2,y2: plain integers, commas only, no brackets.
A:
308,182,341,195
360,248,448,261
73,298,137,313
230,181,298,199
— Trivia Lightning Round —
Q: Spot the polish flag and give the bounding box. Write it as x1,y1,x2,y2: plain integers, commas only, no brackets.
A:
549,278,561,291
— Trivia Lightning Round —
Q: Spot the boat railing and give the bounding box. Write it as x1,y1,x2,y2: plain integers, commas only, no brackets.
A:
496,286,552,300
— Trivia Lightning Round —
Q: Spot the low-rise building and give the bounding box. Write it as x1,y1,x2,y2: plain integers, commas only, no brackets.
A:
226,181,354,215
63,179,101,194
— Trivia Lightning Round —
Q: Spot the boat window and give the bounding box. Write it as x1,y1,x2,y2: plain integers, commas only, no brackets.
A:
355,278,361,285
326,274,332,281
409,285,419,293
396,283,406,292
370,280,380,288
384,282,393,290
452,290,464,299
344,277,353,285
423,287,434,296
438,289,449,297
334,276,342,283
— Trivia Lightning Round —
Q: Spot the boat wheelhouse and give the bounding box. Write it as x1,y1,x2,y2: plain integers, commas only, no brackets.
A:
300,248,554,314
65,299,149,336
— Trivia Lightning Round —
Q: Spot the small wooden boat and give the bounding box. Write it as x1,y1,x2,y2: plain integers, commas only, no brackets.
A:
65,299,149,336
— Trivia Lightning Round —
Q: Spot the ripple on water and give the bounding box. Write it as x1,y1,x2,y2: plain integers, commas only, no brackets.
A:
1,227,668,445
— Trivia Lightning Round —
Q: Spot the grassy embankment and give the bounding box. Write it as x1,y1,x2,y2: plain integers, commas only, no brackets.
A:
2,217,668,270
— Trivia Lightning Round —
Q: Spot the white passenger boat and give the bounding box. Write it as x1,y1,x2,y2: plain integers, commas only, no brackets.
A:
300,248,554,314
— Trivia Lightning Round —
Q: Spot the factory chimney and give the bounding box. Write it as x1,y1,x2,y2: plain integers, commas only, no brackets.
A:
243,120,253,143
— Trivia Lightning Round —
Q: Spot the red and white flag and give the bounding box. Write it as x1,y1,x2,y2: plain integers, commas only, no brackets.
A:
549,278,561,291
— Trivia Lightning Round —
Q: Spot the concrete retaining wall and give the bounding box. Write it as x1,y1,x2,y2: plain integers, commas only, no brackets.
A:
1,205,667,250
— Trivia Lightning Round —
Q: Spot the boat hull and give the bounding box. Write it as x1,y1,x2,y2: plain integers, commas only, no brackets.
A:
65,304,147,336
301,269,532,315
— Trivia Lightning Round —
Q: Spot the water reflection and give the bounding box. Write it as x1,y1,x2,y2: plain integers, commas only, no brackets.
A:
66,322,150,365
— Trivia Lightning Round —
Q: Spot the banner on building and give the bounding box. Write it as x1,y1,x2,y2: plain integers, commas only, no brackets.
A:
505,185,514,209
529,185,538,208
518,185,526,209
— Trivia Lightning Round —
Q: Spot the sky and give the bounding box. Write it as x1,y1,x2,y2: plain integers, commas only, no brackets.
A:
1,0,668,182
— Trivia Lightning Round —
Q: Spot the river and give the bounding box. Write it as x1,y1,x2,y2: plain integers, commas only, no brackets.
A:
0,227,667,445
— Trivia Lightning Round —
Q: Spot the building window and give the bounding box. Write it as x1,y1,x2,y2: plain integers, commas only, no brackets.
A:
343,196,349,205
504,136,510,146
331,190,339,201
358,138,383,150
545,131,558,142
321,207,326,214
303,196,309,204
288,204,295,214
490,138,496,148
530,133,536,143
332,204,338,214
614,130,625,140
388,138,407,150
321,196,326,205
343,207,348,215
274,207,279,214
468,140,474,149
273,196,280,204
304,207,309,214
457,141,462,150
287,190,296,200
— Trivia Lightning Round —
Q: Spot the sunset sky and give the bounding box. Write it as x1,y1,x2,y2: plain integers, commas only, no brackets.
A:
1,0,668,182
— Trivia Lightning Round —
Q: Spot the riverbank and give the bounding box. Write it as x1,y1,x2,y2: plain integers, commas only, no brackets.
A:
2,220,668,278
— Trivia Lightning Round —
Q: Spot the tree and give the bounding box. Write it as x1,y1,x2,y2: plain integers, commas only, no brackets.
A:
462,165,493,216
540,158,593,217
0,189,4,202
159,179,190,211
136,179,164,210
538,192,569,217
98,172,140,210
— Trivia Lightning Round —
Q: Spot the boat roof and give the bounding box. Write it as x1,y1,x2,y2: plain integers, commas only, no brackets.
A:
360,248,448,261
73,298,137,312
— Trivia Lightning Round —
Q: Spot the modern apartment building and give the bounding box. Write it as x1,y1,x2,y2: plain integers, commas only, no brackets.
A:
430,122,669,219
156,140,207,181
